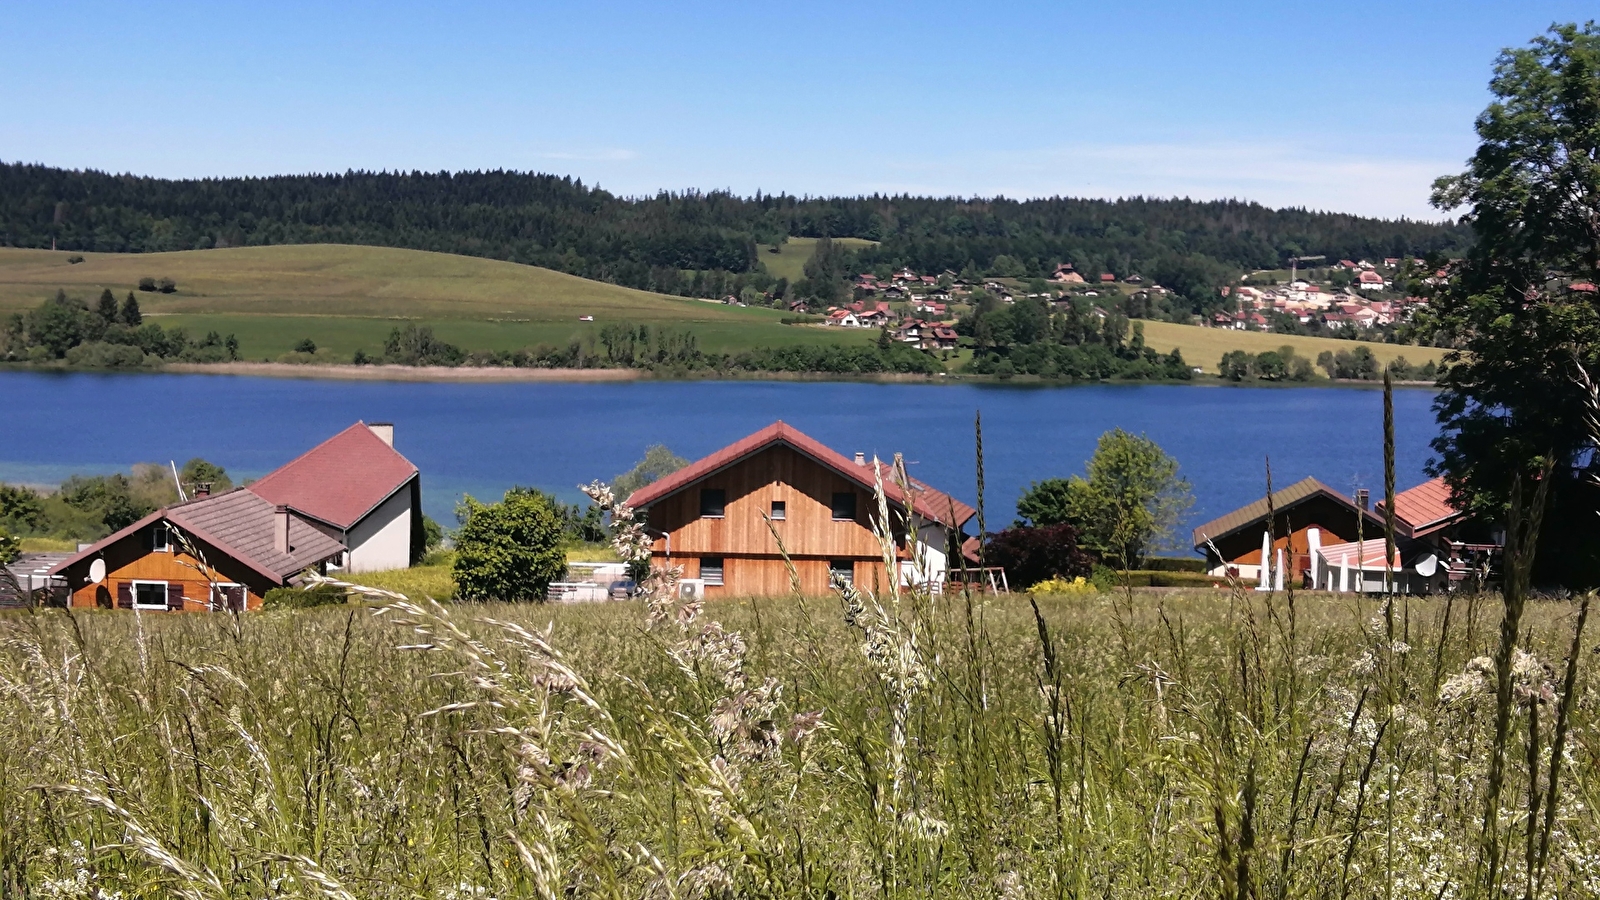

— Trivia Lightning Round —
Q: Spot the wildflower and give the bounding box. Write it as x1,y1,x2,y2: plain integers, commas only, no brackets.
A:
1511,648,1555,707
785,710,825,744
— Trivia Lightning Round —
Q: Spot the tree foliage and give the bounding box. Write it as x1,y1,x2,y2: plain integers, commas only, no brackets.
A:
1426,23,1600,583
613,445,690,500
452,488,568,602
984,524,1095,589
1016,428,1192,565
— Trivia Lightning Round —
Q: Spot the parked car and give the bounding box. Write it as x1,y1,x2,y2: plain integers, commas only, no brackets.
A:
608,579,637,599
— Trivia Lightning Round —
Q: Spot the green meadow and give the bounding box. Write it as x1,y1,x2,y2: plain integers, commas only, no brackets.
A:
757,236,880,283
0,244,874,359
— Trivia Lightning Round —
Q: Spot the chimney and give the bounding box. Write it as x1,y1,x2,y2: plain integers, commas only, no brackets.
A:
368,422,394,447
1355,489,1370,510
193,482,211,497
274,505,291,554
854,452,866,466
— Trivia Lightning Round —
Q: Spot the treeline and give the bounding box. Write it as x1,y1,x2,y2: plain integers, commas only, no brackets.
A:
1217,344,1439,383
0,289,238,366
1,163,1470,311
0,460,230,545
957,295,1194,381
346,323,944,376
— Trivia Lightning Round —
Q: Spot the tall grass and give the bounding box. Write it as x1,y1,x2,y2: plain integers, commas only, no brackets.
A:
1,565,1596,898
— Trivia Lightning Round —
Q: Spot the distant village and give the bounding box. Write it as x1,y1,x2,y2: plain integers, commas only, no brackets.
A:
708,256,1512,355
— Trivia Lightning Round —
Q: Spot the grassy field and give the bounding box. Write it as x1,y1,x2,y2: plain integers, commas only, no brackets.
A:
758,236,879,283
1140,319,1447,374
1,578,1593,898
0,245,875,358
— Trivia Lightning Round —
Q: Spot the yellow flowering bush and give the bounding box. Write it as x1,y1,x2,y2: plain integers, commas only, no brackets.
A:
1026,575,1097,595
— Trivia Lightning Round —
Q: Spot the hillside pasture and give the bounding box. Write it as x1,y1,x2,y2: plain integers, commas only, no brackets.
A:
758,236,879,283
0,245,874,358
1138,319,1446,374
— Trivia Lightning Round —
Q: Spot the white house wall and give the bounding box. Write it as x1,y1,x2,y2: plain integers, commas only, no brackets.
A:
345,482,415,573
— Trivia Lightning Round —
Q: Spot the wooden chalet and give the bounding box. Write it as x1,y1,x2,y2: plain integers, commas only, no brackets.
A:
625,422,976,596
47,421,423,612
50,489,346,611
1195,475,1488,593
1192,477,1385,584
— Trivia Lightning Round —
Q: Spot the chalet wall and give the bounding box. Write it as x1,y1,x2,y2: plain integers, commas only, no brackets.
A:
59,521,270,612
1206,497,1375,573
676,554,892,597
645,445,890,560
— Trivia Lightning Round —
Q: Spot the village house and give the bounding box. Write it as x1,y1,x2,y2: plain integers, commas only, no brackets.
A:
1051,264,1086,284
825,309,862,327
625,422,976,597
1357,270,1387,291
1195,476,1489,593
47,422,423,611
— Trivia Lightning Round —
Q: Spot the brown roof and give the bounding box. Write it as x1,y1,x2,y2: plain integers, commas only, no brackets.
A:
625,421,976,529
1377,477,1461,537
249,422,418,530
1190,477,1387,548
50,489,346,585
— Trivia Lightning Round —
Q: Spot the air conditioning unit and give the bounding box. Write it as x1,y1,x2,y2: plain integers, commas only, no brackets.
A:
678,578,706,600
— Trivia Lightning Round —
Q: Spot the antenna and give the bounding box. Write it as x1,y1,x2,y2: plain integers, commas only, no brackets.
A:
170,461,187,503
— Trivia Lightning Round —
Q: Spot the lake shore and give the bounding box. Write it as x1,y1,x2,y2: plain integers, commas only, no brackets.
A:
3,361,1439,388
161,362,646,382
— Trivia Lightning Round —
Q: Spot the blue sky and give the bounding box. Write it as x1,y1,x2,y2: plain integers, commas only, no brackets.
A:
2,1,1593,219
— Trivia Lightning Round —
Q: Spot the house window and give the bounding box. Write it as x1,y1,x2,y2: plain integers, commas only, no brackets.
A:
699,488,726,518
151,523,170,552
831,492,857,521
132,580,171,610
210,583,245,612
829,560,855,586
770,500,786,521
701,557,724,586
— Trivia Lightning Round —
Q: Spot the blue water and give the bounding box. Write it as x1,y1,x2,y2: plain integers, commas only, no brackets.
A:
0,372,1439,552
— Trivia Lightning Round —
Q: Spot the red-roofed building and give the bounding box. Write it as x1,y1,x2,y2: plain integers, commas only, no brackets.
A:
625,422,976,596
47,422,425,611
249,423,423,572
1099,273,1116,283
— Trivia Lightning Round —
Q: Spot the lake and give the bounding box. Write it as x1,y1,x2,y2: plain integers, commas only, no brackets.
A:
0,372,1440,552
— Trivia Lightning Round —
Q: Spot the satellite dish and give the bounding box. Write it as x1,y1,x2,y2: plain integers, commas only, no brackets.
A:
1414,554,1438,577
88,558,106,584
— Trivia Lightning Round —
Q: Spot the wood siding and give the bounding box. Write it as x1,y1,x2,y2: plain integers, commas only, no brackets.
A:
644,445,902,596
1206,497,1376,575
60,521,271,612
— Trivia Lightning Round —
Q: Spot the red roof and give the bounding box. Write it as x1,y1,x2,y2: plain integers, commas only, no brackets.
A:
624,421,976,529
1099,273,1116,282
50,490,346,585
249,423,418,530
1378,477,1461,536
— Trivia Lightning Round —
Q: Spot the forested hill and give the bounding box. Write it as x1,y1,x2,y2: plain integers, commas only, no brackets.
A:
0,162,1469,309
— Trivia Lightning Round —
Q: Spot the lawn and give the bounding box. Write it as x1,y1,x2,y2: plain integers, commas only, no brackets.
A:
1138,319,1446,374
757,236,879,283
1,585,1591,897
0,245,876,357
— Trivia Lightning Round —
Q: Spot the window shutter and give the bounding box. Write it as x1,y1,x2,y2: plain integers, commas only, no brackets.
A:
116,581,133,609
167,582,185,611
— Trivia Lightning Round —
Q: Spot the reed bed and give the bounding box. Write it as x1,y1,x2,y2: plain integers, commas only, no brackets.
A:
0,578,1595,899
